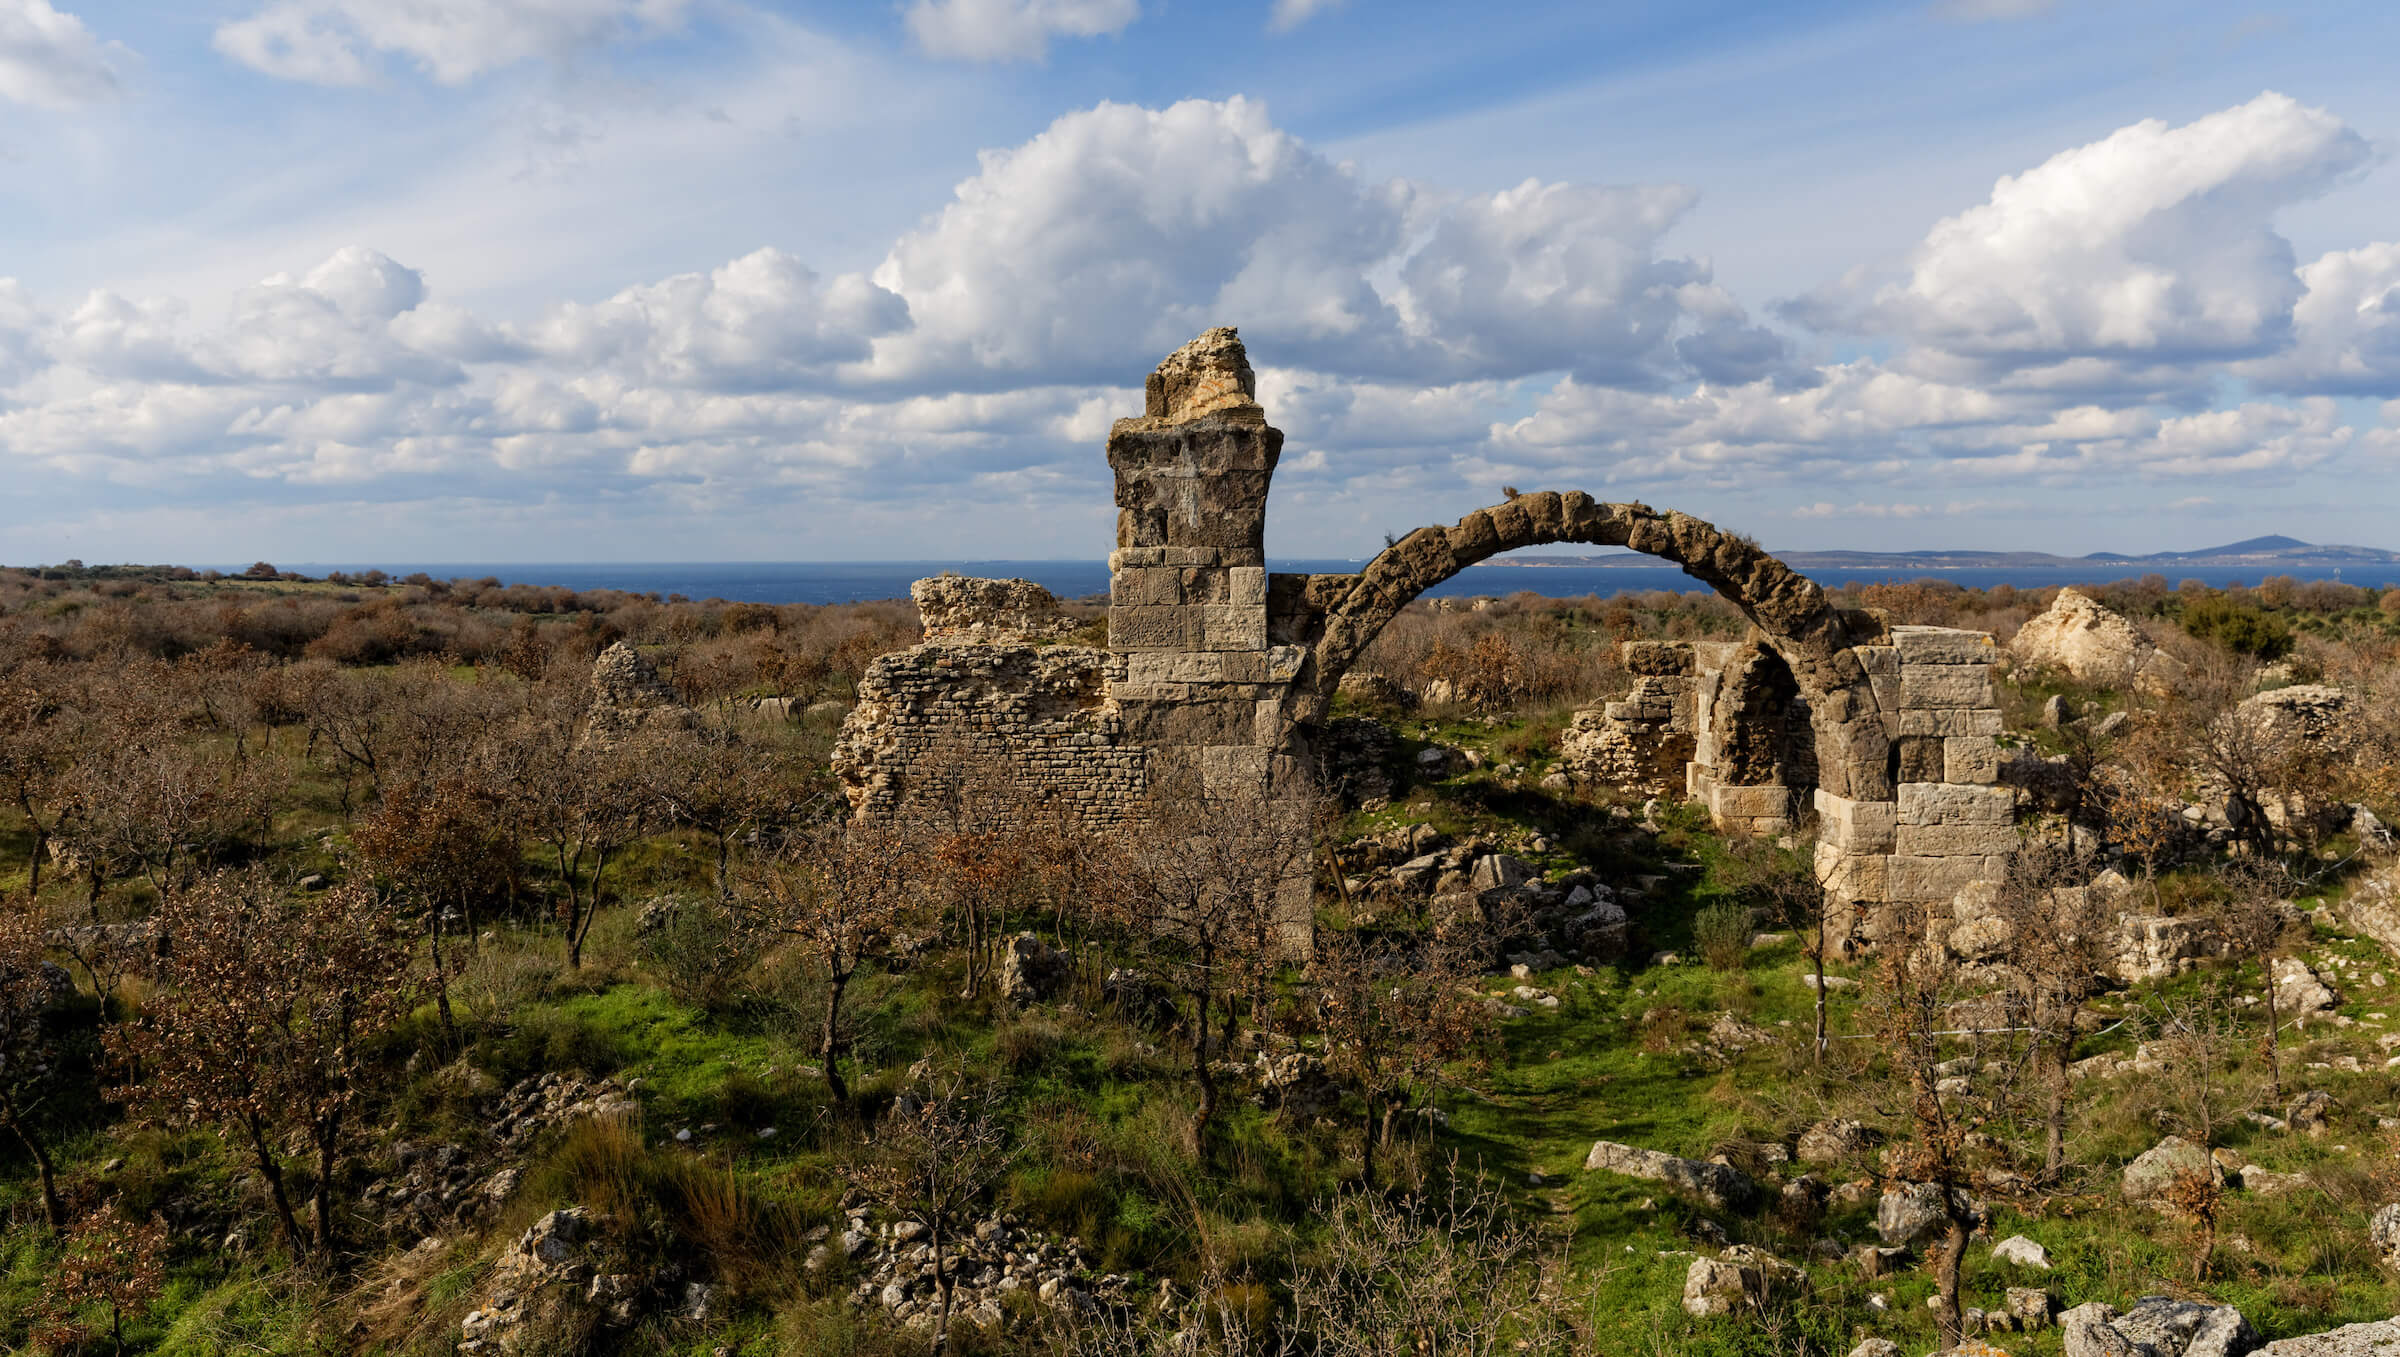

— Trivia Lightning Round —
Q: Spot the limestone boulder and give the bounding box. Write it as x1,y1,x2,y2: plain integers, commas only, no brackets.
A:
2274,958,2340,1014
1584,1140,1755,1211
2122,1136,2219,1207
1875,1181,1963,1248
1991,1234,2050,1270
998,932,1070,1004
1798,1117,1874,1164
2111,1296,2259,1357
2113,913,2224,983
1679,1245,1804,1317
2369,1204,2400,1273
2010,589,2184,693
2288,1089,2336,1138
2259,1320,2400,1355
2335,861,2400,963
1845,1341,1902,1357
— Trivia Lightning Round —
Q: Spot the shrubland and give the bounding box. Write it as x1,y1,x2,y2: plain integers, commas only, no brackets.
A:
1,562,2398,1355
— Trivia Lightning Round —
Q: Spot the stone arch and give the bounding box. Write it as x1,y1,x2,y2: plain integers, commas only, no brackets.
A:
1286,492,1893,804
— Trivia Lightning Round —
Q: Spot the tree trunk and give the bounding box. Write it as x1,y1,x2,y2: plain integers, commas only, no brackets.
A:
1189,999,1219,1155
312,1111,342,1255
1933,1208,1969,1349
1811,918,1829,1065
429,909,456,1043
820,970,851,1105
0,1093,63,1228
245,1118,310,1258
2045,1032,2072,1183
1359,1088,1379,1191
931,1224,952,1352
2261,964,2283,1098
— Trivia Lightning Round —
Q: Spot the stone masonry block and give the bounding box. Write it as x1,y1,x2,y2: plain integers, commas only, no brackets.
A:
1112,567,1182,608
1891,626,2000,666
1943,735,2000,785
1897,782,2013,826
1110,605,1193,652
1870,672,1901,716
1820,848,1890,903
1199,744,1271,796
1109,547,1167,569
1160,547,1225,568
1887,854,1993,903
1199,605,1268,651
1895,822,2020,857
1814,789,1897,853
1710,783,1792,820
1621,641,1696,677
1897,735,1944,783
1892,708,2004,737
1228,566,1268,607
1900,666,1997,709
1853,645,1899,677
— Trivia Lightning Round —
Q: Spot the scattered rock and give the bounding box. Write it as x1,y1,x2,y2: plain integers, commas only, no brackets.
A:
2123,1136,2220,1208
1876,1182,1967,1249
1584,1140,1755,1212
2288,1089,2337,1139
2275,959,2342,1015
1798,1118,1874,1163
2258,1318,2400,1355
998,932,1070,1004
1680,1245,1804,1317
2010,589,2184,693
2371,1204,2400,1273
1992,1234,2050,1270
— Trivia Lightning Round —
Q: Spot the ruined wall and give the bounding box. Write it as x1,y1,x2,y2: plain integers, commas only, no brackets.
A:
1815,626,2008,929
832,579,1149,824
831,326,2018,949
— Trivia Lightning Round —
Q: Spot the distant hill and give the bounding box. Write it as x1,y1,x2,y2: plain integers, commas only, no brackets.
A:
1481,535,2400,571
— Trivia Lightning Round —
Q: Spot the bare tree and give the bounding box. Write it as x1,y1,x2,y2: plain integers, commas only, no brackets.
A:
522,733,653,970
41,1200,168,1357
108,871,419,1258
1992,838,2116,1182
2144,986,2243,1280
1872,896,1987,1349
0,671,71,897
853,1075,1015,1353
351,774,514,1042
736,819,916,1106
1285,1169,1558,1357
2211,858,2302,1098
1114,777,1316,1154
0,901,70,1226
1308,926,1492,1190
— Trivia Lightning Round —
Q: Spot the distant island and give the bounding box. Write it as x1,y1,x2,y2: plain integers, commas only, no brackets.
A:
1480,534,2400,571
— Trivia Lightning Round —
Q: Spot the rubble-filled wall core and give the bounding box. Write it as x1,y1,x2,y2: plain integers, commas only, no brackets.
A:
831,326,2013,949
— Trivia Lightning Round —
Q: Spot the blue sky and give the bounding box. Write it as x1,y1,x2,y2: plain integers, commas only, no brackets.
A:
4,0,2399,564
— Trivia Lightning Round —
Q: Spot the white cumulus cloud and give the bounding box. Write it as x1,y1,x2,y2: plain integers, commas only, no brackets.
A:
214,0,692,86
904,0,1139,63
862,97,1779,391
1788,93,2374,395
0,0,118,107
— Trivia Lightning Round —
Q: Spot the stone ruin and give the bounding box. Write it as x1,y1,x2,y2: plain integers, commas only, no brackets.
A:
831,326,2015,949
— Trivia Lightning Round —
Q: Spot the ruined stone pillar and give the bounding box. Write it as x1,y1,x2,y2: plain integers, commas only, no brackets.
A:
1105,327,1301,798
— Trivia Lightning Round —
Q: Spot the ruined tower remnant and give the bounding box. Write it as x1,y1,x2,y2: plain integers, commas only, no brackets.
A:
832,326,2015,948
1104,327,1303,799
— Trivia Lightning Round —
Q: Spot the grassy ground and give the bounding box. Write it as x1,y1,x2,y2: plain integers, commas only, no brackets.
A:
7,702,2400,1355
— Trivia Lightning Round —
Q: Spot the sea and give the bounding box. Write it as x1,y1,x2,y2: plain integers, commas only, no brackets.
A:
286,560,2400,606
